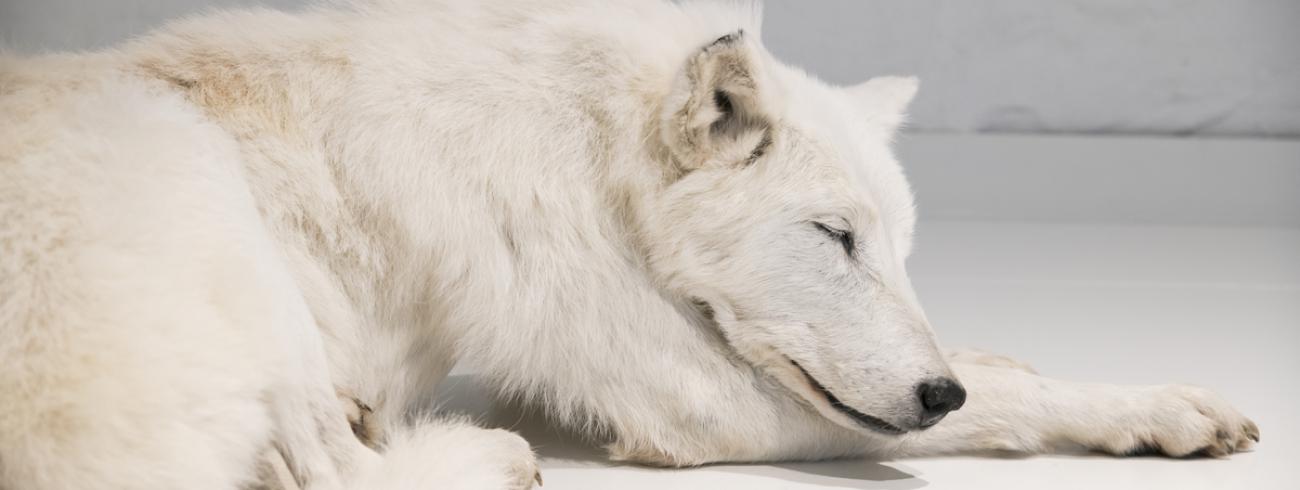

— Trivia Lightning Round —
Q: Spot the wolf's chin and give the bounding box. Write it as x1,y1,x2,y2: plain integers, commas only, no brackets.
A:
684,297,907,436
786,360,908,436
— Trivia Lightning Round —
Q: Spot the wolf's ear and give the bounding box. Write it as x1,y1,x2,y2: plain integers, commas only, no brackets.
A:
847,75,918,133
660,31,772,172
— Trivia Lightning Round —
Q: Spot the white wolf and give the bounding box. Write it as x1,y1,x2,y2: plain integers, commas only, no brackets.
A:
0,0,1258,489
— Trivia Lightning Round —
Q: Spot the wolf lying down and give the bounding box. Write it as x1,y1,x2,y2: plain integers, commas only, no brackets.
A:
0,0,1258,488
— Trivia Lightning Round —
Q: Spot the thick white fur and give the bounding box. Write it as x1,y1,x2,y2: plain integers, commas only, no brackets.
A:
0,1,1257,488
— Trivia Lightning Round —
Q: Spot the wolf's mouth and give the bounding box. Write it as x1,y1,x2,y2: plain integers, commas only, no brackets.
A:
687,298,910,436
790,360,907,436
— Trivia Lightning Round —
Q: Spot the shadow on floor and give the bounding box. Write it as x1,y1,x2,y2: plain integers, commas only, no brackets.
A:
696,461,927,489
432,374,929,488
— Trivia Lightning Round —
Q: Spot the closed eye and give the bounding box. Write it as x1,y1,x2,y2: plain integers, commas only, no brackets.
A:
814,222,855,257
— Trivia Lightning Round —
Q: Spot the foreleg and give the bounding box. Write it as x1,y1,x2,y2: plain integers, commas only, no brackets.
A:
892,360,1259,458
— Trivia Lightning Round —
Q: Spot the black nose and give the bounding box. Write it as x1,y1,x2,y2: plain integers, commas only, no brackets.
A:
916,378,966,428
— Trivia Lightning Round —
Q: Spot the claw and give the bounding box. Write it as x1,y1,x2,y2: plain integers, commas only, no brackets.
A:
534,470,543,487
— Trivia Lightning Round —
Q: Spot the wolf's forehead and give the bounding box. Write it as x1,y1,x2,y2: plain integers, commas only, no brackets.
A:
782,123,914,239
746,137,870,232
822,122,914,234
764,73,914,232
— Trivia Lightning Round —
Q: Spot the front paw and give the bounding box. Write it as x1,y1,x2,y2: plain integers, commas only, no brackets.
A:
356,421,540,489
476,428,542,490
1098,385,1259,457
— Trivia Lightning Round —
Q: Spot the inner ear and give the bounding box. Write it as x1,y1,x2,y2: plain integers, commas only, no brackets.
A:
713,90,733,119
709,89,753,143
660,31,772,172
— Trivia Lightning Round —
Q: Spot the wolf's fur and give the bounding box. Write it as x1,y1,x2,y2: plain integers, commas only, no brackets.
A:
0,1,1257,488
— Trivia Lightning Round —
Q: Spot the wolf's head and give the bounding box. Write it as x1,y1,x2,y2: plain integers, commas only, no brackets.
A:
644,31,962,435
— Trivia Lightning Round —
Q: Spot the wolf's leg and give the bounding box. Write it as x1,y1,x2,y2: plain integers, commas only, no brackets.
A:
890,361,1259,457
0,190,284,489
351,419,538,490
0,83,293,489
0,287,279,490
944,347,1037,374
326,344,535,489
0,77,383,489
262,298,380,490
328,321,460,450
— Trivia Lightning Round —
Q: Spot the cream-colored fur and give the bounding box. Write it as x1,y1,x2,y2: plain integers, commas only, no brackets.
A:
0,1,1256,488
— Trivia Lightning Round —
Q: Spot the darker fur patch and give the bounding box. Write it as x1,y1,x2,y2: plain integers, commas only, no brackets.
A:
1124,440,1164,456
502,226,520,262
708,30,744,48
744,130,771,166
348,399,376,448
691,298,716,323
712,89,734,118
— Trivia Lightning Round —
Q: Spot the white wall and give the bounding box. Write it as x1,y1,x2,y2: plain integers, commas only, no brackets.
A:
762,0,1300,138
898,133,1300,227
5,0,1298,138
0,0,306,52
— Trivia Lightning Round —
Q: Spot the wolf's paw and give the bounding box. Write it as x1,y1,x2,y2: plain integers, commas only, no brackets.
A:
1098,385,1258,458
356,421,539,489
491,428,543,489
338,392,383,448
448,427,540,489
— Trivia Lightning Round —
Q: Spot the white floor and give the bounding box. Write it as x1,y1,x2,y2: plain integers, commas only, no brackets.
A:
436,221,1300,489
